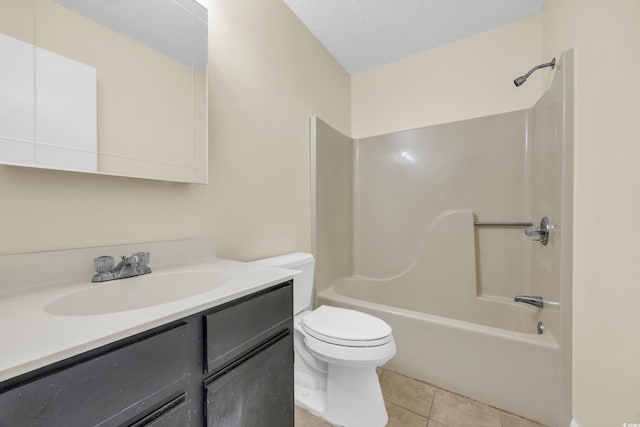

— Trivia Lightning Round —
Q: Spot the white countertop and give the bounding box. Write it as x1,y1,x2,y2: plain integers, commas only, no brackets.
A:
0,257,294,382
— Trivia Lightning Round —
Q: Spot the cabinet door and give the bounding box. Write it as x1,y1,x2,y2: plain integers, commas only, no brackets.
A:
205,332,294,427
0,324,189,427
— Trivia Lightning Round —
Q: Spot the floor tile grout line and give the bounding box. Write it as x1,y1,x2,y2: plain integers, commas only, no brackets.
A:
428,387,436,418
381,368,437,418
384,399,431,420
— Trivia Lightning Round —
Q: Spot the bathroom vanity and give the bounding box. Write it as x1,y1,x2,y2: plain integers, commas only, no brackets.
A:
0,240,295,427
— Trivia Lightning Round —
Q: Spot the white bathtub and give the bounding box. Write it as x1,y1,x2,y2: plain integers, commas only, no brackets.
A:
317,280,562,426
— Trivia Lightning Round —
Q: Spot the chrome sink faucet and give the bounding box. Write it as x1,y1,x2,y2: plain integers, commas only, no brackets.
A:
92,252,151,282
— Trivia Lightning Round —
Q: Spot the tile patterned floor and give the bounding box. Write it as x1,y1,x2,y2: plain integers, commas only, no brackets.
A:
295,368,547,427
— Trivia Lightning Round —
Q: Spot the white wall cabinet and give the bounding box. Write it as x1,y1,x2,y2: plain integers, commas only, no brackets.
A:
0,33,97,172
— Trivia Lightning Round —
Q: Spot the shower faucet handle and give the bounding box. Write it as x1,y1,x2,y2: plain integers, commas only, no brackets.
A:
514,295,560,309
525,216,550,246
514,295,544,308
524,225,542,237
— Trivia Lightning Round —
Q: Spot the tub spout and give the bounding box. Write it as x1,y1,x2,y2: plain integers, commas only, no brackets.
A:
514,295,544,308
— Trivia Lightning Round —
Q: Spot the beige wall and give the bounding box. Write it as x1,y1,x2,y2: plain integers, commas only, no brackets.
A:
0,0,350,257
351,15,541,139
540,1,640,426
207,0,350,260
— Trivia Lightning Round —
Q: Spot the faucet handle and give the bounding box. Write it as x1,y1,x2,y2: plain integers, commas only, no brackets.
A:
94,256,115,273
524,225,541,238
133,252,150,267
524,216,550,246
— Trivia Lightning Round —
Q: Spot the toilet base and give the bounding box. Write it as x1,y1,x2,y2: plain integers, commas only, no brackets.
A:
295,367,326,415
295,383,327,418
305,365,387,427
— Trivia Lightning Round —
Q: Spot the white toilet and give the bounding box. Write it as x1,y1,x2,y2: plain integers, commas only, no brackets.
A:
253,253,396,427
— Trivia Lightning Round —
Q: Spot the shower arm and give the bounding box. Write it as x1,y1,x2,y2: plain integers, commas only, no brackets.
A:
514,58,556,87
523,59,556,78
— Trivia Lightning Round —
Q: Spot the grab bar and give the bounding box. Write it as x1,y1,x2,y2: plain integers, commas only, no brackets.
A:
474,221,533,227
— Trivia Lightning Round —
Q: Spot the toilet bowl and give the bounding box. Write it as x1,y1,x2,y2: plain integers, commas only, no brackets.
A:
252,253,396,427
295,306,396,427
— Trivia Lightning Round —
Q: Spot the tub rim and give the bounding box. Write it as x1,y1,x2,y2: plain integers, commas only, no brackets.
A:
318,286,559,349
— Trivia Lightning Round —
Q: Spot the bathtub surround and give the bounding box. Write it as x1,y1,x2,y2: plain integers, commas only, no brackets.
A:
529,50,574,427
331,211,538,332
310,118,355,295
353,112,528,294
313,110,532,317
312,52,573,426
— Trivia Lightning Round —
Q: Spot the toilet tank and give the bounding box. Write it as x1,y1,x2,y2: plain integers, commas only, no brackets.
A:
251,252,315,315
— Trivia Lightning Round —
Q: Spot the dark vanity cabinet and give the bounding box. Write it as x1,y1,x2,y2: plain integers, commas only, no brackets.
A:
0,281,294,427
0,324,191,426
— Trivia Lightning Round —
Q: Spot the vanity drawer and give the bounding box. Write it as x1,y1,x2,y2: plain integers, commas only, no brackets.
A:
204,282,292,372
0,323,189,427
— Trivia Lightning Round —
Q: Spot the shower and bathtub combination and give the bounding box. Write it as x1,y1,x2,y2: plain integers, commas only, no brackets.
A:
310,51,574,427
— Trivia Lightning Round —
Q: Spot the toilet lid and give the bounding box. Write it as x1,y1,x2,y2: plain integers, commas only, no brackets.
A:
302,305,392,347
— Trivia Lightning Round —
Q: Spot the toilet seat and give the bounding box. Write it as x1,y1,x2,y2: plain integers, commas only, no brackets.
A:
304,333,396,367
302,305,393,347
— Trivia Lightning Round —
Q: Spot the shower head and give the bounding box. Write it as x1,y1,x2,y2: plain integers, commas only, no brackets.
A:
513,75,528,87
513,58,556,87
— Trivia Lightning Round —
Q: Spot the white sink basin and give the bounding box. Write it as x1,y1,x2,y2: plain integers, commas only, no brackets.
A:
45,271,231,316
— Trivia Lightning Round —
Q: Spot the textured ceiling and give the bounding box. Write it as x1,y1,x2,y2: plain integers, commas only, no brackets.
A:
283,0,544,75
